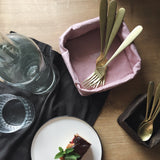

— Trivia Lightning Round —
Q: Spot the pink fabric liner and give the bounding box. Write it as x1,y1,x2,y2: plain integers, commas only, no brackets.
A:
59,17,141,96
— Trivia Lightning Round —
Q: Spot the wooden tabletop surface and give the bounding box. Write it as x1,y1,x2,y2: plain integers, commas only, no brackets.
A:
0,0,160,159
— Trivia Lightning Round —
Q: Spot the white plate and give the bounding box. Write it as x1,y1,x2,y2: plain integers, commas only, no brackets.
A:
31,116,102,160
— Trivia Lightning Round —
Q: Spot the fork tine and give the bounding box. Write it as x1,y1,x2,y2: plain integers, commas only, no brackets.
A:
83,71,99,82
87,74,100,84
95,80,101,88
83,77,99,88
83,75,100,88
89,76,102,85
96,76,105,87
85,79,101,89
82,79,94,88
82,72,96,84
82,73,98,86
102,76,105,86
93,75,105,88
99,79,103,87
91,82,98,89
84,81,96,89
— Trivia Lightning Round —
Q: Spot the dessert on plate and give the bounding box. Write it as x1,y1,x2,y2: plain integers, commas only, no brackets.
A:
55,134,91,160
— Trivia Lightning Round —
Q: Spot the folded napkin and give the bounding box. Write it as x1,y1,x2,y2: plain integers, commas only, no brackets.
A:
0,38,109,160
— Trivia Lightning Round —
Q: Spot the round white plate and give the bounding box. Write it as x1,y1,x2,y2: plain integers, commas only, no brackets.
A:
31,116,102,160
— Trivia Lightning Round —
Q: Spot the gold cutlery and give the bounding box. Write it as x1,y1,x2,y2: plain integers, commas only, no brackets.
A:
96,0,117,86
137,100,160,141
139,81,154,127
82,25,143,88
82,6,125,88
96,0,108,69
96,0,117,68
138,82,160,141
99,0,108,55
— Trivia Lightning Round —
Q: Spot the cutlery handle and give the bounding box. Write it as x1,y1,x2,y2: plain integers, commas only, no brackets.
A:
151,98,160,121
149,82,160,120
104,25,143,67
99,0,108,52
145,81,154,120
104,7,125,57
104,0,117,53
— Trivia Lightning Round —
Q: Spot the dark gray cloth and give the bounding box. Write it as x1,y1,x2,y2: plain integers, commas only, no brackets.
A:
0,38,109,160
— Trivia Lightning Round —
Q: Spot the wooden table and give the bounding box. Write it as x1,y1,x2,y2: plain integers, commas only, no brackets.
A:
0,0,160,159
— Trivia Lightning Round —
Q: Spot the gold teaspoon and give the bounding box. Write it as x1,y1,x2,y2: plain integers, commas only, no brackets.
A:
139,81,154,127
148,83,160,120
137,99,160,141
99,0,108,54
138,82,160,141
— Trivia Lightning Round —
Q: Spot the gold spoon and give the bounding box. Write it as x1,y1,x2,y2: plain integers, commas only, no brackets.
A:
96,0,117,86
99,0,108,56
148,82,160,120
104,0,117,49
83,7,125,88
137,99,160,141
139,81,154,127
96,0,116,66
95,7,125,87
137,83,160,141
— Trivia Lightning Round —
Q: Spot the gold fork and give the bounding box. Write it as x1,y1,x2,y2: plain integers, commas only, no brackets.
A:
99,0,108,58
96,0,117,87
82,7,126,88
96,7,125,88
96,0,117,68
82,25,143,88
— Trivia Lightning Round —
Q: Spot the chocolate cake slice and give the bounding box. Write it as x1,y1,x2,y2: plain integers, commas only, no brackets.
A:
55,134,91,160
66,134,91,159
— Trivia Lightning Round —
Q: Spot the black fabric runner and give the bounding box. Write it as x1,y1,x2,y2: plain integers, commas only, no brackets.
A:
0,38,109,160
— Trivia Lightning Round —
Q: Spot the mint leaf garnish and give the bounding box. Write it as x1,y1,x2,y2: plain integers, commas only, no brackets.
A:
59,147,64,152
54,147,64,159
54,152,63,159
65,148,74,154
72,152,80,158
65,155,77,160
54,146,80,160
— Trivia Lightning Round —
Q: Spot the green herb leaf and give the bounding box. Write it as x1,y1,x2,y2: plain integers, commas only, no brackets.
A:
65,148,74,154
59,147,64,152
54,146,80,160
65,155,77,160
54,147,64,159
72,152,80,158
54,152,63,159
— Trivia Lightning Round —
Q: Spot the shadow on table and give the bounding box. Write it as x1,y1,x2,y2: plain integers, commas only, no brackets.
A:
118,0,160,38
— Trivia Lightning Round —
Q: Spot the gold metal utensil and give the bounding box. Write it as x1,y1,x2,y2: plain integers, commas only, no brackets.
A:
98,7,125,86
89,0,117,88
99,0,108,55
137,82,160,141
148,83,160,120
137,98,160,141
82,25,143,88
96,0,117,67
139,81,154,127
95,0,108,73
104,0,117,51
96,0,117,87
82,7,126,88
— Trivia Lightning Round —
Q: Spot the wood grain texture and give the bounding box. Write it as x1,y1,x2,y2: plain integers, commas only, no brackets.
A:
0,0,160,159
